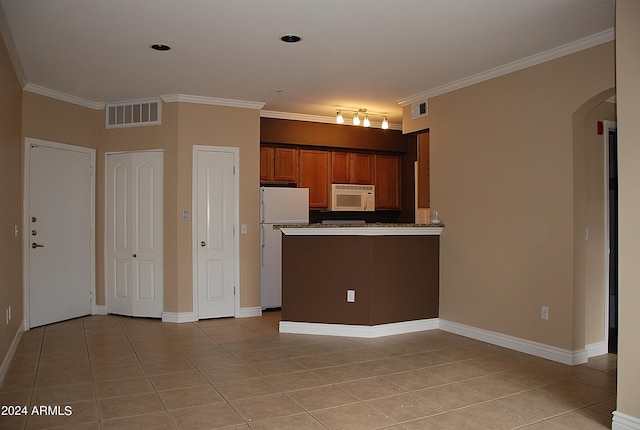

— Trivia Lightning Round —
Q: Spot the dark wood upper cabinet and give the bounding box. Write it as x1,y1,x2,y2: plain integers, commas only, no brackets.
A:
260,146,298,184
299,149,330,209
351,153,375,185
331,151,374,185
262,143,403,212
374,154,402,210
260,146,274,182
417,131,430,208
331,151,351,184
274,147,298,183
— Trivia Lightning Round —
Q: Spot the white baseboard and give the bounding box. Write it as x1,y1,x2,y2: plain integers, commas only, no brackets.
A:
279,317,598,365
238,307,262,318
586,341,608,357
439,320,588,365
279,318,439,338
613,411,640,430
0,321,25,387
162,312,197,323
161,307,261,323
93,305,107,315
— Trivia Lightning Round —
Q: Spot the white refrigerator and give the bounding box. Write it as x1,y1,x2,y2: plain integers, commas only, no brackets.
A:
260,187,309,309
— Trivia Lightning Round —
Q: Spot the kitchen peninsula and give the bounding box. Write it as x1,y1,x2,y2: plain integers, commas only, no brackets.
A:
278,224,443,337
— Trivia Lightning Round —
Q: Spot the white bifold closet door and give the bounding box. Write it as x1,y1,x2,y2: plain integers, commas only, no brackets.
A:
106,151,164,317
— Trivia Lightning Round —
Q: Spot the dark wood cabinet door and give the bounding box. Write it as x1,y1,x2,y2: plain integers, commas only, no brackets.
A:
331,151,374,185
331,151,351,183
274,147,298,183
351,153,374,185
260,146,274,182
417,131,430,208
299,149,330,209
375,154,401,210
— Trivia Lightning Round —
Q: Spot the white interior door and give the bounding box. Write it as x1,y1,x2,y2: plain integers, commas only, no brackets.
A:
194,147,237,319
27,140,94,328
106,151,164,317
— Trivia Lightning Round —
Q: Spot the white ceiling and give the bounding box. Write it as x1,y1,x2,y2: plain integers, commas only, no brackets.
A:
0,0,614,125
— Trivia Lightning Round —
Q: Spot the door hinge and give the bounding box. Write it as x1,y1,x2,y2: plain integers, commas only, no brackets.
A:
234,286,236,295
233,165,236,175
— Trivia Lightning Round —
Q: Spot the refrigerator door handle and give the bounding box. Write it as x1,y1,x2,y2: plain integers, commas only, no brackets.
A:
260,224,265,266
260,198,265,223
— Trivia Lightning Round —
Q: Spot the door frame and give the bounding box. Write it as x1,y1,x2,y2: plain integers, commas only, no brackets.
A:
23,138,96,330
192,145,240,320
603,120,617,352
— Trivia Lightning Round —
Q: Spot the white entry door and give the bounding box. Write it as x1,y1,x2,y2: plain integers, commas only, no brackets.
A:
27,139,94,328
106,151,164,317
194,146,237,319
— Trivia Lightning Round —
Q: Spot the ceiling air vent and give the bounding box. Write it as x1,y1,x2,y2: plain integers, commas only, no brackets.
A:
411,100,428,119
106,98,161,129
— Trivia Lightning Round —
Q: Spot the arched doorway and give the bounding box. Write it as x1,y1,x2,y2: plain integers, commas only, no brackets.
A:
572,88,616,356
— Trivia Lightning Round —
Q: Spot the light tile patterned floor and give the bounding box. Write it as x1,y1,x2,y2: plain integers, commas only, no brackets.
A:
0,311,617,429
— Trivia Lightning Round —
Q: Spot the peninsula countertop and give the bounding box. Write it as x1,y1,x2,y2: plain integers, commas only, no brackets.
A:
276,223,444,236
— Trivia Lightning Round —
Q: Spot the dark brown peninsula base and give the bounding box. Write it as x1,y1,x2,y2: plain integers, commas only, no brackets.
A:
281,231,440,327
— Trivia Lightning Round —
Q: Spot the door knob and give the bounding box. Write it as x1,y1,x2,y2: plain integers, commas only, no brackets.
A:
31,242,44,249
200,241,206,247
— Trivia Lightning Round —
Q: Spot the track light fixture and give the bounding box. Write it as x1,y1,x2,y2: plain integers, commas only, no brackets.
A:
335,108,390,129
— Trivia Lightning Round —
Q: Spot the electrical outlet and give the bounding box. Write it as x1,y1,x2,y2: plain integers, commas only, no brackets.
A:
541,306,549,320
347,290,355,303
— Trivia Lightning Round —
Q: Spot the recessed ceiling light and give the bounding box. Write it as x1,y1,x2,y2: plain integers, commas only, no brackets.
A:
151,44,171,51
280,34,301,43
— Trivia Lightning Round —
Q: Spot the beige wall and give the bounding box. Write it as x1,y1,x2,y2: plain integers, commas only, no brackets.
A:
403,42,615,351
615,0,640,420
0,28,23,367
19,97,260,316
22,92,99,148
175,103,261,310
96,101,179,309
97,101,261,313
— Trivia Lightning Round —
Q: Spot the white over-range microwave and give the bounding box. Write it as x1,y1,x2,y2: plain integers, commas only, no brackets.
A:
329,184,375,211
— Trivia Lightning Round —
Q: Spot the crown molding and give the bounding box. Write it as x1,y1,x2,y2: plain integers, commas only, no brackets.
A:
260,110,403,131
23,83,105,110
161,94,265,110
398,28,615,106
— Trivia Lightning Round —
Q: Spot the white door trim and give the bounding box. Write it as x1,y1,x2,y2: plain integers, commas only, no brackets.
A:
23,138,96,330
192,145,240,320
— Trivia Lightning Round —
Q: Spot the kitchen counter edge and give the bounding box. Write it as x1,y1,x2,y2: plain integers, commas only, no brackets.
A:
277,223,444,236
